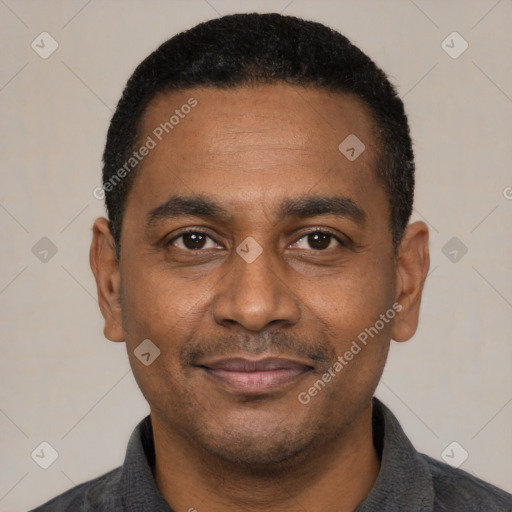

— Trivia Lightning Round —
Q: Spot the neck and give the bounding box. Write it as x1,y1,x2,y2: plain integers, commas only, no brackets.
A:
152,403,380,512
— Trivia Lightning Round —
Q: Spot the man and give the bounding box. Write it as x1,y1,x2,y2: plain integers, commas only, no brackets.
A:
31,12,512,512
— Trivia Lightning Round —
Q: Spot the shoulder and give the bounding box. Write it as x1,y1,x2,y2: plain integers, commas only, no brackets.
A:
421,453,512,511
28,466,123,512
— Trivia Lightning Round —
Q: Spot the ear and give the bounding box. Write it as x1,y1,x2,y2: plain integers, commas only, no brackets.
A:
89,217,124,342
391,221,430,342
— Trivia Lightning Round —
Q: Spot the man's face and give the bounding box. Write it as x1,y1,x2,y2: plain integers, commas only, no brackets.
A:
103,85,404,465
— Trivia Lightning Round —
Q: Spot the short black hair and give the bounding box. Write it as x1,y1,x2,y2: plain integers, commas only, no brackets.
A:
102,13,414,257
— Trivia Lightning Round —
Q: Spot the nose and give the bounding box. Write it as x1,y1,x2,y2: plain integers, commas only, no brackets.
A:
212,245,301,332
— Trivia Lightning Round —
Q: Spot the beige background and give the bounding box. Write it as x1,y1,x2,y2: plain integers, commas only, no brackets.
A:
1,0,511,510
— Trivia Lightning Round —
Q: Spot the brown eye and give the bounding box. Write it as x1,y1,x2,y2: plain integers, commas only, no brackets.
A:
182,233,207,250
293,231,341,251
169,231,218,251
307,232,332,250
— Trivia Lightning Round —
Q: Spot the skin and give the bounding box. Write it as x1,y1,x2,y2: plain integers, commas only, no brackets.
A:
90,84,429,512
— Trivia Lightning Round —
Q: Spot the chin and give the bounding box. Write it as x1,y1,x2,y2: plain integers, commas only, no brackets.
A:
193,419,321,470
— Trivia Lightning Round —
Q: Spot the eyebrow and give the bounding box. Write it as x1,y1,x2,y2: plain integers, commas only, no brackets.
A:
278,196,366,224
145,194,366,230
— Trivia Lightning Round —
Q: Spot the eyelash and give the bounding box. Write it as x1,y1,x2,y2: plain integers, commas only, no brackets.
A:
167,228,347,251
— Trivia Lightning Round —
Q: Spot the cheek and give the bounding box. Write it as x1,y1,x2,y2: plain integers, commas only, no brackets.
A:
298,254,396,339
120,261,207,342
119,265,200,409
296,261,394,412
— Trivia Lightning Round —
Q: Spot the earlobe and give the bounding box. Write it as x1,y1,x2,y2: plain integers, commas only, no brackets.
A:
89,218,125,342
391,221,430,343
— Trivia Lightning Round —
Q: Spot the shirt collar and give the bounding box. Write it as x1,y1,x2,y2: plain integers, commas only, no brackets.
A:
118,397,434,511
357,397,434,511
118,415,173,511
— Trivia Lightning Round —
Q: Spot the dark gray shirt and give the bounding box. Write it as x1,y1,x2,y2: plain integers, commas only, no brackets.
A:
30,398,512,511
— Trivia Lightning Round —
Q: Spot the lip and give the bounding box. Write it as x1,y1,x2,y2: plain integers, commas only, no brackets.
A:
197,356,313,394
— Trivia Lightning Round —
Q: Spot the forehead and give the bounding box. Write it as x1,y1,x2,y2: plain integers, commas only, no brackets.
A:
127,84,383,217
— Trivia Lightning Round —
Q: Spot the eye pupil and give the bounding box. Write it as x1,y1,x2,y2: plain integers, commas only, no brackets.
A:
308,232,331,250
183,233,206,250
